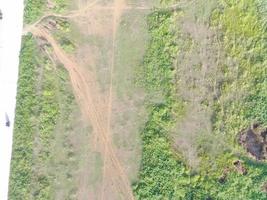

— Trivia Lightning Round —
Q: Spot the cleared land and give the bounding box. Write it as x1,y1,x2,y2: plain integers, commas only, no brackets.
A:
10,0,159,199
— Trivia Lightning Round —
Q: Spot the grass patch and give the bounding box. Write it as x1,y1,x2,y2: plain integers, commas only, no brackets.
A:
53,0,71,13
133,10,191,199
51,19,77,54
134,0,267,199
109,9,151,184
9,34,92,199
8,35,39,200
211,0,267,130
115,10,150,99
24,0,46,24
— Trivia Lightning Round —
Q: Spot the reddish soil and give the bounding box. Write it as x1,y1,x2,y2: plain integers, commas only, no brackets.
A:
27,0,159,198
31,26,134,199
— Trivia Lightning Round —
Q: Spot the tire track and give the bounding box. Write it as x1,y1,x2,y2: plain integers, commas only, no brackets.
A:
31,27,134,200
100,0,135,199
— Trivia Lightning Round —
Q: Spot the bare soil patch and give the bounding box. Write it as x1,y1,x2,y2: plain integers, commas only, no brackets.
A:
32,26,134,199
239,124,267,160
27,0,158,198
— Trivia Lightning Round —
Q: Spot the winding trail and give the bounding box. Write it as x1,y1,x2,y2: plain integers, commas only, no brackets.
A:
26,0,183,198
31,25,134,199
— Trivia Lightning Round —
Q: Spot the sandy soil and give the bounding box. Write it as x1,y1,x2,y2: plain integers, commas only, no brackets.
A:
27,0,157,199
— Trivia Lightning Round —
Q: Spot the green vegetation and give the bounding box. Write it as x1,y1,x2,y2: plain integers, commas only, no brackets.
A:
59,37,75,53
8,35,39,199
23,0,70,24
24,0,46,24
134,10,192,199
212,0,267,132
8,35,58,199
8,35,62,199
30,53,60,200
53,0,70,13
134,0,267,199
137,11,176,92
52,19,77,54
8,35,91,199
9,1,86,198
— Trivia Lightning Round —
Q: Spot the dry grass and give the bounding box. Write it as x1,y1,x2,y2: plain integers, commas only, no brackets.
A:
23,0,160,198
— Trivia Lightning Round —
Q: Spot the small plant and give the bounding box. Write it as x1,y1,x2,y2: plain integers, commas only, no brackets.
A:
24,0,46,24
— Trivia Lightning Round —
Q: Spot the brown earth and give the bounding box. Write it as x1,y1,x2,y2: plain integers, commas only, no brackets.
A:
239,124,267,160
27,0,156,199
32,25,134,199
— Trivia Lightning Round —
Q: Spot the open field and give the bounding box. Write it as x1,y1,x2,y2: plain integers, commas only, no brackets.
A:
9,0,267,199
11,0,159,199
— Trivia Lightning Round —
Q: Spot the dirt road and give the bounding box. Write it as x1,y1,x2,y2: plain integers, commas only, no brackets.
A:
28,0,158,198
31,24,134,199
100,0,129,199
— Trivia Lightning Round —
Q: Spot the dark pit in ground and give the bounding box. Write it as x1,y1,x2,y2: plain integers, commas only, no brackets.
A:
239,124,267,160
